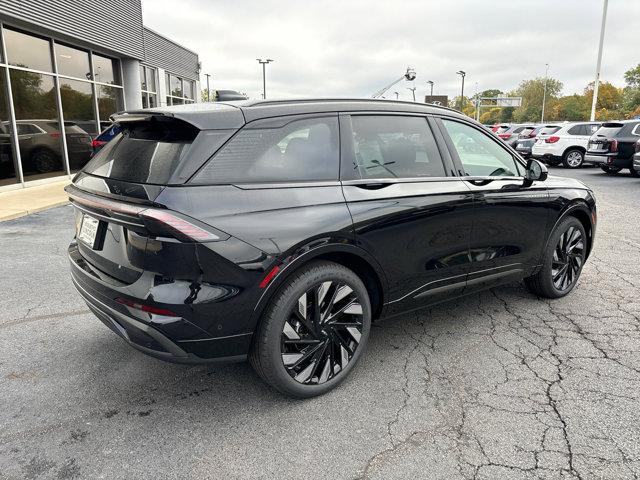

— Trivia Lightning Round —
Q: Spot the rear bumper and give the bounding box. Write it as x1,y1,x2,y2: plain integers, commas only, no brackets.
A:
633,155,640,172
586,153,631,168
68,243,251,364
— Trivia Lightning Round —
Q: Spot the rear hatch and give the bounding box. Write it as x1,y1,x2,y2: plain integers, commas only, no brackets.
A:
68,113,235,284
588,122,624,153
534,125,561,145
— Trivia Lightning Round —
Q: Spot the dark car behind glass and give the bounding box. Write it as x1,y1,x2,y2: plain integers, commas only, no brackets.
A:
586,120,640,176
66,99,597,397
90,123,121,155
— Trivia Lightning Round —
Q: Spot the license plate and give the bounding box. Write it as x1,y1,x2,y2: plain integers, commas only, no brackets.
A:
517,143,523,149
78,215,100,248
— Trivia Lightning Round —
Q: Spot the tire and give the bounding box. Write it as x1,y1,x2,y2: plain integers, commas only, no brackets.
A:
31,149,59,173
562,149,584,169
629,168,640,178
600,165,622,175
524,216,586,299
250,261,372,398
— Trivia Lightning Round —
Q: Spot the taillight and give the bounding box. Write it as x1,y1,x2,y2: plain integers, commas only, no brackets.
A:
545,136,560,143
499,133,512,139
635,140,640,153
609,139,618,153
528,131,537,138
91,139,107,148
139,209,223,242
115,297,178,317
50,132,61,138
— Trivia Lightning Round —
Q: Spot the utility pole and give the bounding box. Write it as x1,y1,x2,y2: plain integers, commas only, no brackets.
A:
541,63,549,123
456,71,466,111
407,86,416,102
204,73,211,102
427,80,434,96
590,0,609,121
256,58,274,99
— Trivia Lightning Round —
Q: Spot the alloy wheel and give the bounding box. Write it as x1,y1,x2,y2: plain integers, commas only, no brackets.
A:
281,281,364,385
566,151,583,168
551,225,585,291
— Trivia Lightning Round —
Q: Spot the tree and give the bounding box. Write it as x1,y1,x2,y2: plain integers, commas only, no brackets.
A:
622,64,640,118
624,63,640,88
511,77,563,123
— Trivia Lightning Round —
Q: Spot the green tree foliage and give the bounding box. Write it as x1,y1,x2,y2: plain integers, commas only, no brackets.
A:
511,77,563,123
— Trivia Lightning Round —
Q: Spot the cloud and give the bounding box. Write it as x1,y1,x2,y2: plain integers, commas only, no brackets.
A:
142,0,639,101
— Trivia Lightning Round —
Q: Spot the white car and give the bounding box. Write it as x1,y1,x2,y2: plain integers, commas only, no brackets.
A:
531,122,601,168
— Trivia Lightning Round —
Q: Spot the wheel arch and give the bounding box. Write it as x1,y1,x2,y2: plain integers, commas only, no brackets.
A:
250,244,388,332
550,201,595,260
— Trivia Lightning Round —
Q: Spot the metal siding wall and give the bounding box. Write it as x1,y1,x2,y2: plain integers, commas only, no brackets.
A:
143,28,199,80
0,0,144,58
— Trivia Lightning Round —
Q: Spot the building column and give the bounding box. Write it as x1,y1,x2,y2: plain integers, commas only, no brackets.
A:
121,58,142,110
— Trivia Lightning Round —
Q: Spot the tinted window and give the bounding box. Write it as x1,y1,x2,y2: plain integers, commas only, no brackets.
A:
350,115,444,179
540,126,560,136
194,117,339,184
4,28,52,72
594,123,624,138
442,119,522,177
16,124,41,135
567,125,586,135
82,119,199,184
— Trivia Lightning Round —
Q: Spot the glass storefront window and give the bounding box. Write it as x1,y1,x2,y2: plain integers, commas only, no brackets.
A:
92,54,119,85
184,80,195,100
168,74,182,97
146,67,156,92
97,85,123,122
149,94,157,108
4,28,53,72
0,69,19,186
59,78,96,172
10,70,65,181
140,64,146,90
55,43,91,80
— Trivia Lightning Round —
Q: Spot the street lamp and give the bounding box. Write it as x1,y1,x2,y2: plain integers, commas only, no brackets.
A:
204,73,211,102
372,67,417,98
426,80,434,96
407,86,416,102
456,71,466,111
256,58,274,99
590,0,609,121
541,64,549,123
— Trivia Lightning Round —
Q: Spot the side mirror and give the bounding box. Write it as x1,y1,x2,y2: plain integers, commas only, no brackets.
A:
524,159,547,186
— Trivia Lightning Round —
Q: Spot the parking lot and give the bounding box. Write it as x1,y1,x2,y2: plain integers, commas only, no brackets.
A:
1,166,639,479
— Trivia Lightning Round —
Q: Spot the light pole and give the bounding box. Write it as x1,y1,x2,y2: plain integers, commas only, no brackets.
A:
372,67,416,98
204,73,211,102
590,0,609,121
394,91,399,100
407,86,416,102
456,71,466,111
426,80,434,96
256,58,274,99
541,64,549,123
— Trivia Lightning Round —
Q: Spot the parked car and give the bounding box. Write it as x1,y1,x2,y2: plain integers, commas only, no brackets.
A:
498,124,536,148
515,126,546,158
0,120,92,173
66,99,596,397
493,123,510,134
632,139,640,176
90,123,121,155
531,122,601,168
586,120,640,176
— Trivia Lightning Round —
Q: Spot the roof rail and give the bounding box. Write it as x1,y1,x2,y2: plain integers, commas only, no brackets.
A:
244,98,462,115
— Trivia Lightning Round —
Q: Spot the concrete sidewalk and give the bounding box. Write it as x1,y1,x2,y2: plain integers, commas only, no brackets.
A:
0,179,70,221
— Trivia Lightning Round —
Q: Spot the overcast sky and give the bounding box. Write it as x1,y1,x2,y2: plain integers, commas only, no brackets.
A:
142,0,639,102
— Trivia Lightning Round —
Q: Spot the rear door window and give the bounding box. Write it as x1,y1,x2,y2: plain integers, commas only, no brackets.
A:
594,123,624,138
347,115,445,179
441,119,522,177
539,126,560,136
193,116,339,184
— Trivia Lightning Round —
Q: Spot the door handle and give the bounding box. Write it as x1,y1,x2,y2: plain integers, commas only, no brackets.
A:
464,177,494,186
353,182,394,190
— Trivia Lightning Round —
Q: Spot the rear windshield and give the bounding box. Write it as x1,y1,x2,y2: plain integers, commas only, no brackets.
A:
82,117,200,184
594,123,624,138
539,126,560,135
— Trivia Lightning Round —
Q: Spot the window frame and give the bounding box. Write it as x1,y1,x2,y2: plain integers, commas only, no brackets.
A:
339,112,456,183
435,115,527,180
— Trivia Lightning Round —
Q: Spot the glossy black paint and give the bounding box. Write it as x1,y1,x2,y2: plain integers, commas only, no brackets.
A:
67,99,597,363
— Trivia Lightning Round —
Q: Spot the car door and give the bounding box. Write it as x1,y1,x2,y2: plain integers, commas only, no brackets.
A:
436,116,551,293
339,113,474,315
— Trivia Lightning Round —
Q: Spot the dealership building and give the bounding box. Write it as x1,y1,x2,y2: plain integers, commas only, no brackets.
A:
0,0,201,190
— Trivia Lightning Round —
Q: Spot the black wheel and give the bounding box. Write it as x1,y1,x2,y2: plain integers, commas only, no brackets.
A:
250,261,371,398
525,216,586,299
562,149,584,169
629,168,640,178
31,149,59,173
600,165,622,175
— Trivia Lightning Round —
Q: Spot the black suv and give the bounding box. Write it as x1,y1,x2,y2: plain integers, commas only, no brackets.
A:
586,120,640,176
66,99,596,397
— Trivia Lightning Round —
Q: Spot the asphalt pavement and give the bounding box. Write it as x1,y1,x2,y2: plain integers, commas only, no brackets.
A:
1,166,639,479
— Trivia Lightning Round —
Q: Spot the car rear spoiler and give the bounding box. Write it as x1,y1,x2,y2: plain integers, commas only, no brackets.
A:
110,103,245,130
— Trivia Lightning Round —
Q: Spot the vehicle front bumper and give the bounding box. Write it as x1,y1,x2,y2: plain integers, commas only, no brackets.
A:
68,243,251,364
